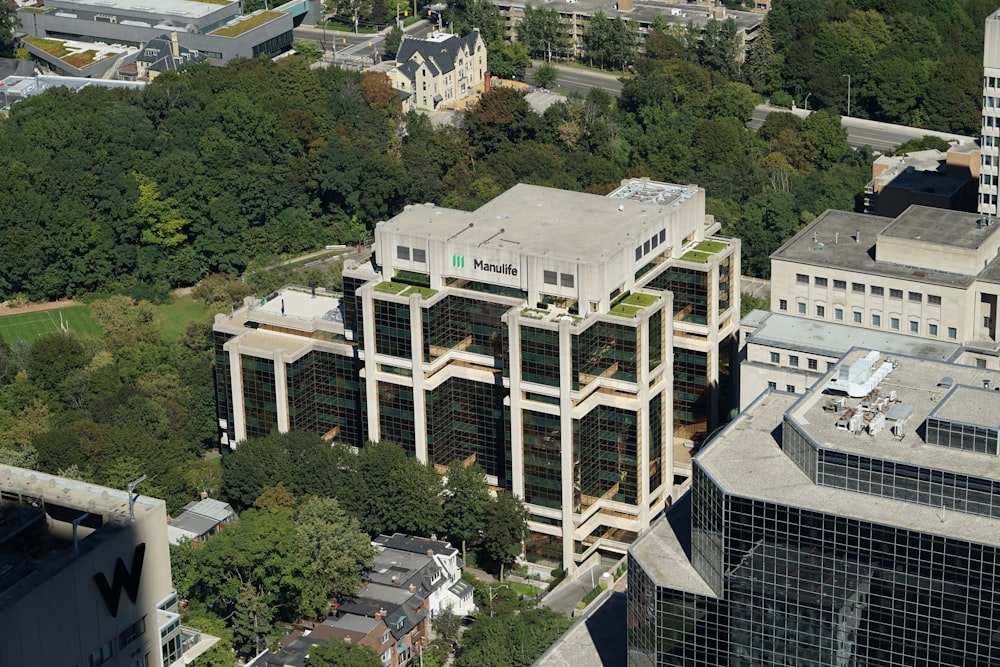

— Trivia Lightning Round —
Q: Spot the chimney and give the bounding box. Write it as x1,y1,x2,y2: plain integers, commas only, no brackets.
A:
375,609,386,621
344,636,352,643
171,31,180,59
200,490,209,500
855,229,861,243
409,583,417,593
427,549,435,558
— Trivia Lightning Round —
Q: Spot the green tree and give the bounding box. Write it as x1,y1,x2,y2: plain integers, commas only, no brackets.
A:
533,62,558,88
454,603,572,667
383,25,404,59
294,496,376,619
350,440,445,537
27,332,90,392
517,4,569,59
704,81,758,123
449,0,503,44
443,462,491,564
582,12,638,70
487,41,531,80
0,4,19,58
306,639,382,667
133,172,189,247
744,20,779,94
231,581,274,657
480,492,528,580
91,295,162,351
294,39,323,62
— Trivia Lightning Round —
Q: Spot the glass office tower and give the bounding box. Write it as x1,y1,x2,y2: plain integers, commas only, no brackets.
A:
629,349,1000,665
214,179,740,572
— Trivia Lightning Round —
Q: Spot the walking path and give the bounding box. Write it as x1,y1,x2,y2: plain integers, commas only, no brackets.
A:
0,299,80,316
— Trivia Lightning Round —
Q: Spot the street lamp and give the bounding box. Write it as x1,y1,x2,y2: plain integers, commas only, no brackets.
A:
544,39,551,63
804,92,811,111
843,73,851,117
487,583,508,618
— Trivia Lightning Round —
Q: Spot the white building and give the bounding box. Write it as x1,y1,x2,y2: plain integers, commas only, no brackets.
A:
0,465,211,667
981,9,1000,216
214,179,741,573
387,31,486,111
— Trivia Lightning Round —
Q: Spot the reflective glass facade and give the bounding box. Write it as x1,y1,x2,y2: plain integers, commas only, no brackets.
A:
374,299,412,359
422,295,507,362
572,320,638,389
426,376,507,480
520,326,560,387
674,347,709,441
649,267,711,325
214,331,235,445
377,381,415,455
574,405,639,509
523,410,562,509
240,355,278,439
286,350,365,447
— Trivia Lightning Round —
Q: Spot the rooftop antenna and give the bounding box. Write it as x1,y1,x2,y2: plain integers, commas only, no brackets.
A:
128,475,147,521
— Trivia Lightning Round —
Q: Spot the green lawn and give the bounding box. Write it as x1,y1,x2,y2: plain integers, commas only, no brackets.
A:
154,295,218,342
680,250,711,264
694,240,727,254
0,305,102,346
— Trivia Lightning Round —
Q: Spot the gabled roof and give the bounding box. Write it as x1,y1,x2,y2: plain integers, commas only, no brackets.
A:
136,33,207,73
374,532,458,558
393,30,480,83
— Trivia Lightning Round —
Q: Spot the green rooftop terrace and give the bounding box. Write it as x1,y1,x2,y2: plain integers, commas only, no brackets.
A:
609,292,657,318
374,282,437,299
681,239,728,264
210,10,283,36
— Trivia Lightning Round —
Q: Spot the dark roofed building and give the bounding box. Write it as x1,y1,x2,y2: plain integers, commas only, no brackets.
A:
135,32,207,81
387,30,486,111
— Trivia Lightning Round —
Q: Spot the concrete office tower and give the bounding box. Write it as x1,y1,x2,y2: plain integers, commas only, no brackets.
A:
982,9,1000,216
213,180,740,573
0,465,188,667
629,349,1000,665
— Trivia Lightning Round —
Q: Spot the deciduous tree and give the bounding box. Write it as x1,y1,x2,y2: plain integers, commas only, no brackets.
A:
480,492,528,580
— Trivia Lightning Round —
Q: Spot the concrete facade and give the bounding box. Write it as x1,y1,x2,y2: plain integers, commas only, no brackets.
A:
0,465,185,667
18,0,294,68
769,205,1000,371
981,8,1000,216
212,179,741,573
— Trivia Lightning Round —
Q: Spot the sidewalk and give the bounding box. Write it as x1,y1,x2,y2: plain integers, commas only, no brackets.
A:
540,563,613,616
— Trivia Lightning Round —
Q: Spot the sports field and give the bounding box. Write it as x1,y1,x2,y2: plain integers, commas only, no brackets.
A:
0,305,102,347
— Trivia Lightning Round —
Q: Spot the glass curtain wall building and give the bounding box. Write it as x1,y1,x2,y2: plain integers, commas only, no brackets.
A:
213,179,740,572
629,348,1000,665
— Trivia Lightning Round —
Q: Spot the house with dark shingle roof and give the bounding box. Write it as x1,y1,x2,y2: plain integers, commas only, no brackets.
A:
387,30,486,111
134,32,207,81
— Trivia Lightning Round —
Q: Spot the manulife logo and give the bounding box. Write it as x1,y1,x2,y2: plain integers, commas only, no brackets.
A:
452,254,465,268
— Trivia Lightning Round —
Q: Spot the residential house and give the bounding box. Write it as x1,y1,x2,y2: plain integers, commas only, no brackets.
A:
387,30,486,111
166,496,237,545
335,582,428,667
371,533,476,618
133,32,207,81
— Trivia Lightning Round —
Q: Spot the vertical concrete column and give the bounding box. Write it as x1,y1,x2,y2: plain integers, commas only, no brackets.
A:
273,351,289,434
362,285,381,443
410,294,429,463
558,317,576,575
637,313,651,529
227,345,245,446
507,313,525,498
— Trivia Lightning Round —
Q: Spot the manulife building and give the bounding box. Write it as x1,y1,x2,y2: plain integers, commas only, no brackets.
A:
213,179,740,572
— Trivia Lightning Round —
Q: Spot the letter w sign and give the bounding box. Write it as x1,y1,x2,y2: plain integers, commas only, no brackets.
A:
94,543,146,617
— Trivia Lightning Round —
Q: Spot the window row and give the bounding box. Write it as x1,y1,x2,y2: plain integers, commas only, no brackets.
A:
543,270,574,288
793,274,941,305
396,245,427,263
779,300,957,338
768,351,829,372
634,229,667,262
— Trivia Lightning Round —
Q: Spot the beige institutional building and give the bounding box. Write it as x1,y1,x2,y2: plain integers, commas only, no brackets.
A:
769,205,1000,373
0,465,195,667
213,179,740,572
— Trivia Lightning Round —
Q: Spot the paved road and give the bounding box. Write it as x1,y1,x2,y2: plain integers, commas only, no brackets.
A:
541,563,613,616
293,18,431,64
526,62,624,97
748,104,974,153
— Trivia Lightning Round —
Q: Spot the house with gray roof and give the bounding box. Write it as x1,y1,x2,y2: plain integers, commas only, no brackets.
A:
134,32,207,81
387,30,486,111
